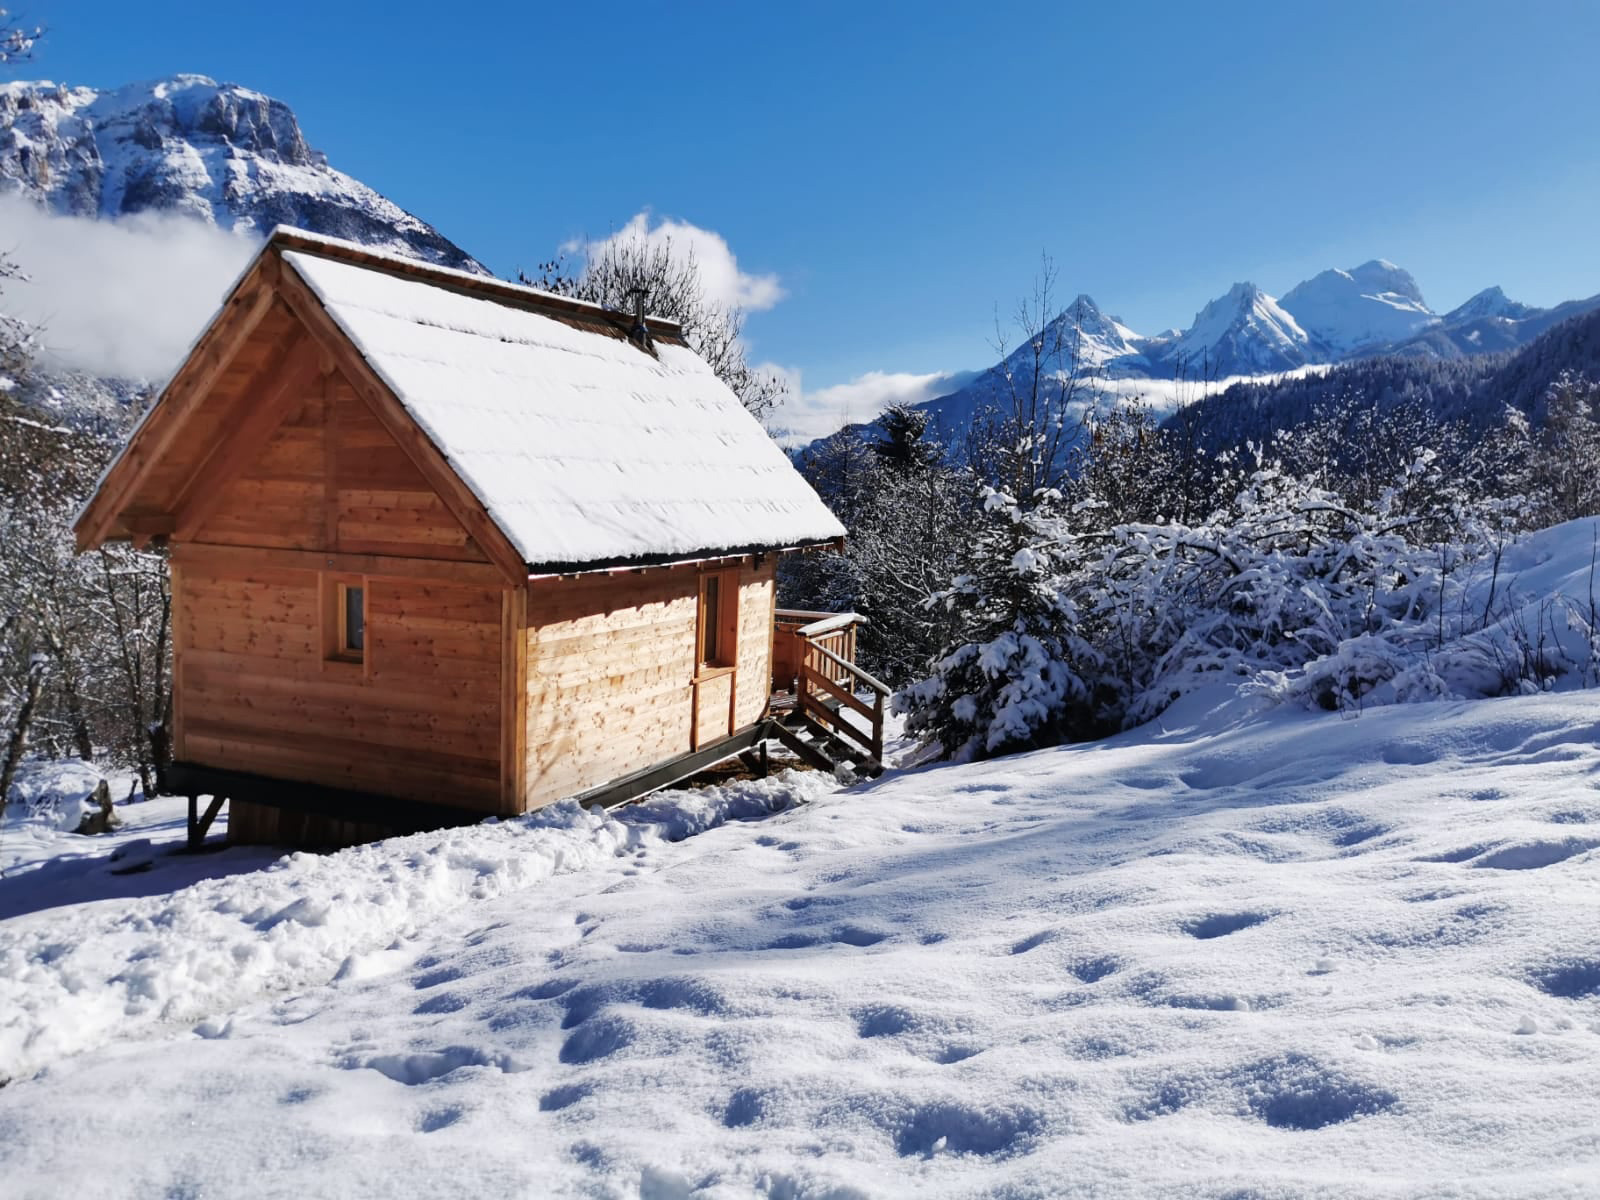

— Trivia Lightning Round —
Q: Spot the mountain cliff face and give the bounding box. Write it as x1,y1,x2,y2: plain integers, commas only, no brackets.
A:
0,74,482,271
1149,282,1315,377
1278,260,1436,355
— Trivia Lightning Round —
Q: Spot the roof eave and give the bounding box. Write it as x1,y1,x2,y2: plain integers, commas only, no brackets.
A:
525,535,845,581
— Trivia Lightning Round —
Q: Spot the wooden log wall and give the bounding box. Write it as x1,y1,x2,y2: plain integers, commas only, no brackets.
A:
193,370,489,561
161,302,783,844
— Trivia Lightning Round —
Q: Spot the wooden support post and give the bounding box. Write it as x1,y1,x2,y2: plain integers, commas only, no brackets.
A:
872,690,885,764
186,792,227,851
737,741,772,779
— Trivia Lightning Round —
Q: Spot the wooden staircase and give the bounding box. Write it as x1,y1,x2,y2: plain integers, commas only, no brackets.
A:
769,610,890,777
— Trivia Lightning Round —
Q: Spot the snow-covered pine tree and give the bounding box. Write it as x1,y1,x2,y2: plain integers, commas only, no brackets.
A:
1531,372,1600,526
897,264,1108,757
896,481,1096,758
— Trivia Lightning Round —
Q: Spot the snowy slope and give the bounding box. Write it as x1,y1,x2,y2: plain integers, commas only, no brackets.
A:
0,75,481,271
0,693,1596,1196
1279,260,1437,355
5,495,1600,1200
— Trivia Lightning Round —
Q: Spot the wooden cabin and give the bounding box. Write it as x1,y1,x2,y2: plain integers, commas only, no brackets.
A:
74,227,867,848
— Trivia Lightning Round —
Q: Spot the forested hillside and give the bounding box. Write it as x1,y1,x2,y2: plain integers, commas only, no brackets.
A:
1171,304,1600,455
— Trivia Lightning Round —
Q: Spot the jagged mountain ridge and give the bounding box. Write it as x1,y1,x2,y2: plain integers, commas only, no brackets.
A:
0,74,482,271
898,260,1600,450
1150,282,1314,376
1163,301,1600,457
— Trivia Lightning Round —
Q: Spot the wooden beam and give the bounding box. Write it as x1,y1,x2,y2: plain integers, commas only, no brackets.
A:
570,722,773,810
186,793,226,851
499,584,528,815
169,761,485,835
273,262,529,586
800,693,876,760
801,662,878,722
170,334,323,542
75,260,280,551
765,719,838,774
170,541,509,587
121,512,176,537
265,226,687,344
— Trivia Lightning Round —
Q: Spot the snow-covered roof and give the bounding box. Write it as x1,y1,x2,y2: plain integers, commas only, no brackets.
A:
271,231,843,573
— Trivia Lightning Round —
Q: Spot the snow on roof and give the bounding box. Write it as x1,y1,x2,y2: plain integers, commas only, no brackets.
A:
279,238,844,572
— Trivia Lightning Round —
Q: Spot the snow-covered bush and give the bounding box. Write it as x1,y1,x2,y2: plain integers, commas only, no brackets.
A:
1095,450,1472,720
899,441,1510,758
896,486,1098,759
1,758,110,833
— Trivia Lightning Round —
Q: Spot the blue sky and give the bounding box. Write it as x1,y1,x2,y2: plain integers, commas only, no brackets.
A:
19,0,1600,431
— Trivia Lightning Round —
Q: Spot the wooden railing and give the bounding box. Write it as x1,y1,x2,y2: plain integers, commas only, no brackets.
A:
773,609,861,693
798,639,889,766
772,610,888,768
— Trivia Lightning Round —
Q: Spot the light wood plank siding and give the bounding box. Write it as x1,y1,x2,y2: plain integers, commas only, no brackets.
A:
735,561,776,727
175,557,506,819
522,558,776,810
192,361,488,563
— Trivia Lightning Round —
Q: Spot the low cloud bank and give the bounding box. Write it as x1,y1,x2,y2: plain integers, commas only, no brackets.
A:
766,367,967,446
0,197,257,380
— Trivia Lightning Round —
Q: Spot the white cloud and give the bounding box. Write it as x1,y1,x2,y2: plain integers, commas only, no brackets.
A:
574,211,784,313
0,197,258,380
766,367,966,447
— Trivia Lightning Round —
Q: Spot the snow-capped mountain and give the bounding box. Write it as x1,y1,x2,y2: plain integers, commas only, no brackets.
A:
1278,260,1436,355
1441,285,1536,325
893,264,1600,448
0,75,481,271
1055,294,1153,374
1147,282,1316,378
1388,289,1600,361
882,296,1156,446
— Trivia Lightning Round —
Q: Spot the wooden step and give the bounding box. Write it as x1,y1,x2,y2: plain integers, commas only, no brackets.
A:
766,719,838,773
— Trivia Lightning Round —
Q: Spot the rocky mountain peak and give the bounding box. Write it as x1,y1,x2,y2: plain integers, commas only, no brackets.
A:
0,74,481,271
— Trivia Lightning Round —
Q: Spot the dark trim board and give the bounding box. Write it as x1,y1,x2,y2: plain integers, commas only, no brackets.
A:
572,723,776,810
167,761,487,846
169,724,782,847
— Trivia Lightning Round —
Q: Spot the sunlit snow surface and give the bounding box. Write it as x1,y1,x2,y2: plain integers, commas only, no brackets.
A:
1,687,1597,1197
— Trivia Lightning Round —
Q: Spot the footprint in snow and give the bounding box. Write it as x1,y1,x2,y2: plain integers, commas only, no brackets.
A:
417,1105,465,1133
356,1046,526,1085
1472,838,1599,870
1182,911,1273,939
1528,959,1600,999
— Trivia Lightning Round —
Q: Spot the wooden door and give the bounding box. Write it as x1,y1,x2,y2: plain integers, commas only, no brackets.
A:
690,568,738,748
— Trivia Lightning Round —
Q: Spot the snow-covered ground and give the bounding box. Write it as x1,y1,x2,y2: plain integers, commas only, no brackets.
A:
1,684,1597,1197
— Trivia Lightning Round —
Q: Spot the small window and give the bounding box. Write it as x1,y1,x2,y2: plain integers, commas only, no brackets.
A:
698,575,721,666
697,570,736,671
338,583,365,659
321,573,368,672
